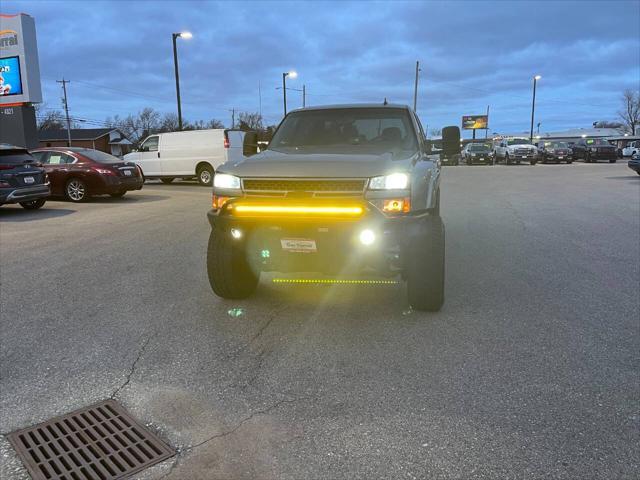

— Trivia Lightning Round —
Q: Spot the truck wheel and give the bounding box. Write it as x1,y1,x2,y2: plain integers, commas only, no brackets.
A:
406,216,445,312
505,154,511,165
197,165,214,186
206,226,258,299
609,158,617,163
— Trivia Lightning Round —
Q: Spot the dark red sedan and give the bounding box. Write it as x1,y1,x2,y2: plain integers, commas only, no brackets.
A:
30,147,143,202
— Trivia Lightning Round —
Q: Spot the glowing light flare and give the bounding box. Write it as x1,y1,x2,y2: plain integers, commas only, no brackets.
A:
232,204,364,216
359,229,376,246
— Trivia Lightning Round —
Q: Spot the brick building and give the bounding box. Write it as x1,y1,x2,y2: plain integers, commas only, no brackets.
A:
37,128,132,157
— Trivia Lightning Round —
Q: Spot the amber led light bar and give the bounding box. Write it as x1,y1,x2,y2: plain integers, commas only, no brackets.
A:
231,204,364,216
273,278,398,285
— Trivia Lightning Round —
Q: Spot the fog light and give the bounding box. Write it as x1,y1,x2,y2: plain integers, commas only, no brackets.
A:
230,228,242,239
359,229,375,246
382,197,411,213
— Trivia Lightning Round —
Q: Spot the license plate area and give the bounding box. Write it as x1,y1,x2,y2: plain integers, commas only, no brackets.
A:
123,170,132,176
280,238,317,253
23,176,35,184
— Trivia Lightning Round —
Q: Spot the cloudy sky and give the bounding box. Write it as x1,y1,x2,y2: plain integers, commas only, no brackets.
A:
5,0,640,137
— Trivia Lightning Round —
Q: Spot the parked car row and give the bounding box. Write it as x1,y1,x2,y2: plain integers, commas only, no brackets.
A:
444,136,622,166
0,144,145,210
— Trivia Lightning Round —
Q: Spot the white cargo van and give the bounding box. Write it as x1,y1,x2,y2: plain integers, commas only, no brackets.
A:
125,129,239,186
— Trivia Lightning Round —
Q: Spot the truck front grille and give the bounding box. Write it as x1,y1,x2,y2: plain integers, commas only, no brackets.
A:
242,178,366,193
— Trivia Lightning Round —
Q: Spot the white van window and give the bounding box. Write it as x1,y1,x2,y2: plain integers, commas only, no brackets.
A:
141,136,159,152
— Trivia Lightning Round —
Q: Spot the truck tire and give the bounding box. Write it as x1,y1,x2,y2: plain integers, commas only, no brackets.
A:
505,153,511,165
406,216,445,312
609,158,617,163
207,226,258,299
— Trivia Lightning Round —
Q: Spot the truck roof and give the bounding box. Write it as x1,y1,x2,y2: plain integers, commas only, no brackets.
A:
289,103,411,113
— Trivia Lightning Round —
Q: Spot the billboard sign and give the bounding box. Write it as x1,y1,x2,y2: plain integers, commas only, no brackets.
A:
0,13,42,104
462,115,488,130
0,55,23,96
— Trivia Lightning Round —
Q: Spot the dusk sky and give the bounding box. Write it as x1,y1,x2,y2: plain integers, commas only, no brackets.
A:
5,0,640,137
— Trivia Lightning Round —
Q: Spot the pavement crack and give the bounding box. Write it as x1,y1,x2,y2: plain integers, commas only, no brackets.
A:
187,397,300,451
110,333,156,399
225,304,286,361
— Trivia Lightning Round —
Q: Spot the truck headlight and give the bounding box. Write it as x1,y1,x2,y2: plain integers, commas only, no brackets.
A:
369,173,409,190
214,173,241,189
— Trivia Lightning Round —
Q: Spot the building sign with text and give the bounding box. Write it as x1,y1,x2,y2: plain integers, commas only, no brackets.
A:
0,13,42,104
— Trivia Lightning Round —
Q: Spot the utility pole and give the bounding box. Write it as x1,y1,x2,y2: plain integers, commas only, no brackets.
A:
229,108,235,129
485,105,490,139
258,81,262,116
57,78,72,147
530,75,541,143
302,84,306,108
413,61,420,112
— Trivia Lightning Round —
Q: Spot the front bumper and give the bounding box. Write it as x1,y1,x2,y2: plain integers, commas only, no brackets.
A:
207,200,431,275
468,155,492,164
0,184,50,204
544,153,572,161
588,150,617,160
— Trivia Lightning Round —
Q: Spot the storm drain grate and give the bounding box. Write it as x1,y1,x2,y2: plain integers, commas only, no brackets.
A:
7,399,174,480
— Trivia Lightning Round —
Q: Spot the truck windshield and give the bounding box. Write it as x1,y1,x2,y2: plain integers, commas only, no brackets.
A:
270,108,418,155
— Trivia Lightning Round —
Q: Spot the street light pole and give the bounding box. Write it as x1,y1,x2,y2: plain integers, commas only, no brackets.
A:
413,61,420,112
172,31,192,131
282,72,287,116
282,70,297,116
530,75,541,143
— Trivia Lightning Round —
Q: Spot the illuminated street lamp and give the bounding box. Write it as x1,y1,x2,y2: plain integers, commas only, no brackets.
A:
529,75,541,143
282,70,298,116
172,31,192,130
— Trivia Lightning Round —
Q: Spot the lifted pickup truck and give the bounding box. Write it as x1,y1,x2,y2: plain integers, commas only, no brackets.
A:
206,104,444,311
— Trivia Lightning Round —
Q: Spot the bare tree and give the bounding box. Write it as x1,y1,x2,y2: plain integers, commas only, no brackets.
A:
618,89,640,135
429,128,442,137
136,107,161,139
237,111,263,131
206,119,225,129
37,108,65,131
159,112,180,132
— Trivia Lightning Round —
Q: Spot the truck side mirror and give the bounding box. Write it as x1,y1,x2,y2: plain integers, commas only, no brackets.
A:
243,131,259,157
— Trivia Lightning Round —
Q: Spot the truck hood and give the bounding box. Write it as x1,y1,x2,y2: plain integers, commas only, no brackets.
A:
219,149,416,178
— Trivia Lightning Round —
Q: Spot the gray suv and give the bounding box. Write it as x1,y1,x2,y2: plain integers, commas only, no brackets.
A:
206,104,445,311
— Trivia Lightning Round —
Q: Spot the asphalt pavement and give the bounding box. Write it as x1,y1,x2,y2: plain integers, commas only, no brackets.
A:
1,163,638,479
